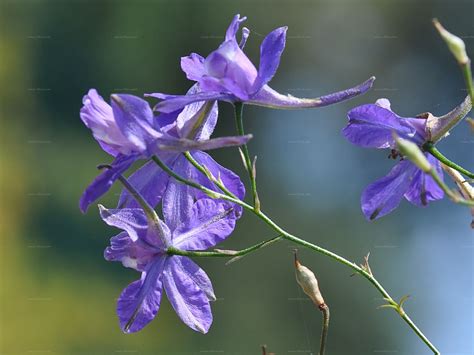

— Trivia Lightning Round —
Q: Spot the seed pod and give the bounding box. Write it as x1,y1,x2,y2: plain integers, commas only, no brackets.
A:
294,250,325,307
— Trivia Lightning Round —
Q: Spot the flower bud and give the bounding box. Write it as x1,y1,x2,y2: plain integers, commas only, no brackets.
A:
294,251,325,307
433,19,469,65
393,134,432,173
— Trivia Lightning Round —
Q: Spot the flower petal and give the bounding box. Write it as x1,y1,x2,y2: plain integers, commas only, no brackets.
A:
79,154,137,213
117,257,166,333
172,256,216,301
361,160,417,220
163,257,213,333
104,232,156,271
80,89,121,156
248,77,375,109
343,104,418,149
110,94,158,152
172,198,237,250
117,157,175,209
404,154,444,206
99,206,148,243
181,53,206,82
148,91,232,114
252,26,287,93
176,85,219,140
162,156,195,232
99,205,169,248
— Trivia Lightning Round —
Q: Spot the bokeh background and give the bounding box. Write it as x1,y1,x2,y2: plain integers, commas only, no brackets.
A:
1,0,473,354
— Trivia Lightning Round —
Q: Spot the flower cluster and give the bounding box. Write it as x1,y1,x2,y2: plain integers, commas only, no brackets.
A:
80,14,375,334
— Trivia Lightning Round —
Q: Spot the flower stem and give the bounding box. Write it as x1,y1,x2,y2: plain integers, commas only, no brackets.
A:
319,304,330,355
234,102,260,211
424,142,474,178
461,60,474,104
151,156,440,354
183,151,238,199
167,234,282,259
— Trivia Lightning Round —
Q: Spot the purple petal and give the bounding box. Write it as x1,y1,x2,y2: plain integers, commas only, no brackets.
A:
172,256,216,301
104,232,156,271
117,157,176,209
361,160,417,220
225,14,247,41
404,155,444,206
156,134,252,153
99,205,167,247
201,40,257,100
99,206,148,243
252,26,287,93
80,89,121,156
163,257,213,333
148,92,232,114
192,150,246,202
175,85,219,140
181,53,206,81
111,94,158,152
172,198,237,250
117,257,166,333
343,104,418,149
162,156,195,231
248,77,375,109
79,154,136,213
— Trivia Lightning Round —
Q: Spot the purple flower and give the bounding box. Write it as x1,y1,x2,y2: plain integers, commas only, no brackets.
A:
79,89,250,213
148,14,375,113
101,194,238,333
343,99,444,220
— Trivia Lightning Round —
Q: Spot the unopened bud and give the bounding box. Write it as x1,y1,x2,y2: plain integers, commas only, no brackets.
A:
294,250,325,308
433,19,469,65
393,134,432,173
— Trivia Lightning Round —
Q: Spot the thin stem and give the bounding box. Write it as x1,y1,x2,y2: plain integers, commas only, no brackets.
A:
461,60,474,104
167,234,282,260
234,102,260,210
151,157,440,354
319,304,330,355
424,142,474,178
183,151,237,199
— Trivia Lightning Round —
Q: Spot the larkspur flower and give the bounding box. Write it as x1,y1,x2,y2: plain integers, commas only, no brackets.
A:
101,192,238,333
79,89,250,213
148,14,375,113
343,98,444,220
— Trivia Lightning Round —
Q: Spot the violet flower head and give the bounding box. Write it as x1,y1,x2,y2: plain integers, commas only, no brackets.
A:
79,89,250,213
342,99,444,220
101,192,239,333
148,14,375,113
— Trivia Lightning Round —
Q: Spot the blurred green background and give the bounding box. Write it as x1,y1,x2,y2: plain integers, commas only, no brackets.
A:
1,0,473,354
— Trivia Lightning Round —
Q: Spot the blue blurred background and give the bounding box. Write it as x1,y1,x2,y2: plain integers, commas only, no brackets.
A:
1,0,473,354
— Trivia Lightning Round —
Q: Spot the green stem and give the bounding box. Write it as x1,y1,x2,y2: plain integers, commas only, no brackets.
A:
461,60,474,104
151,156,440,354
319,304,330,355
167,234,282,260
183,151,237,199
424,142,474,178
234,102,260,210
